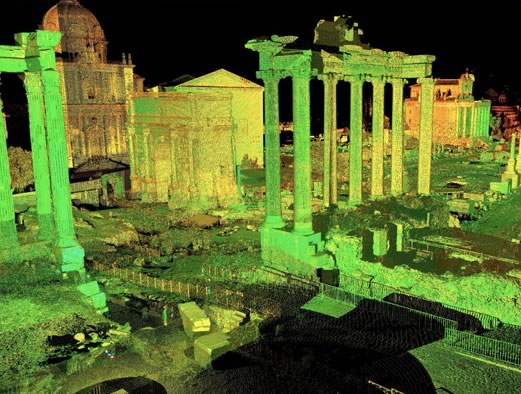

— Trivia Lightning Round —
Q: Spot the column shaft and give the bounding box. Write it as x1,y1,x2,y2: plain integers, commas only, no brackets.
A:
417,78,435,195
371,79,385,198
349,78,363,205
263,76,284,227
24,73,54,240
391,79,405,196
321,75,338,207
41,70,79,249
292,75,313,234
0,96,18,250
330,79,338,206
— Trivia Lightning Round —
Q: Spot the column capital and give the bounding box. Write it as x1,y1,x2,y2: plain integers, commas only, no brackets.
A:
367,76,387,87
41,70,61,91
22,72,42,93
344,74,364,85
391,77,408,87
317,73,341,83
416,77,435,86
257,69,284,82
291,69,313,80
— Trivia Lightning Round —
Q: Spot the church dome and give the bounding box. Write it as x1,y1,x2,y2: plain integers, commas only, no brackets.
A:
42,0,107,63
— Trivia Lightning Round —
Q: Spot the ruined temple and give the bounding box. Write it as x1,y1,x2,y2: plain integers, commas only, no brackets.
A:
42,0,134,167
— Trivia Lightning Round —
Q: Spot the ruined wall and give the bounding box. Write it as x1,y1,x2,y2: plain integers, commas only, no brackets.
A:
326,233,521,325
131,92,239,210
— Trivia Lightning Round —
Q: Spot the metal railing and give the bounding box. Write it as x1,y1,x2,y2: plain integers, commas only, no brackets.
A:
408,238,519,266
321,280,521,367
93,262,244,310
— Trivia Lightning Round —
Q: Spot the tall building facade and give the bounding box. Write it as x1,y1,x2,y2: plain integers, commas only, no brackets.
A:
42,0,134,167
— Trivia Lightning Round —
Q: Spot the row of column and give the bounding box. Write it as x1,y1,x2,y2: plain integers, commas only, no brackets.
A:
0,70,81,255
261,71,435,233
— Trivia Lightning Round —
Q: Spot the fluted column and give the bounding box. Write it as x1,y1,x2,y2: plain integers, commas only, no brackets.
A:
41,70,83,261
320,74,338,208
0,93,18,251
371,77,385,198
417,77,435,195
292,72,313,235
391,78,406,196
24,73,54,240
261,72,284,228
347,76,364,205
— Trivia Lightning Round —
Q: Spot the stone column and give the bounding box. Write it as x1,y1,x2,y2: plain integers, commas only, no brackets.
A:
0,94,19,252
371,77,385,198
292,72,313,235
391,78,405,196
417,77,435,195
261,72,284,228
24,72,54,240
516,132,521,173
347,76,364,205
320,74,338,208
41,70,85,273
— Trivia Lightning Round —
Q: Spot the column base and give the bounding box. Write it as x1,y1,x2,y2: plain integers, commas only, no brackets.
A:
0,219,19,251
369,194,385,201
292,222,314,236
37,213,54,241
390,190,403,198
348,199,362,207
262,215,285,229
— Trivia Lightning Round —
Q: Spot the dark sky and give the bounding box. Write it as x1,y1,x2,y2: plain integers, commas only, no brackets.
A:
1,0,521,95
1,0,521,146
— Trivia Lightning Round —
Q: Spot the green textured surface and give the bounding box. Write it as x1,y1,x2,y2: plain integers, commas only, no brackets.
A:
301,294,355,318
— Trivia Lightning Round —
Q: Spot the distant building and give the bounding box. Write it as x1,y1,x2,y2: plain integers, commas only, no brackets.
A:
405,72,491,144
483,88,520,139
128,91,240,210
42,0,134,167
163,69,264,168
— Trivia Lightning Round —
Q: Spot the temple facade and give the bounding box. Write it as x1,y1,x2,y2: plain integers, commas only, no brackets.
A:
405,72,491,144
42,0,134,167
247,16,436,276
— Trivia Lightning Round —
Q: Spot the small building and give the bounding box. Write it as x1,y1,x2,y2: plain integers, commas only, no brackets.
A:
128,91,239,210
166,69,264,168
405,72,491,145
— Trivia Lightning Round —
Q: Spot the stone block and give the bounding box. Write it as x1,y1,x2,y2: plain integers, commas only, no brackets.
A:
178,301,211,337
490,180,512,195
194,333,231,367
90,292,107,310
77,281,100,297
371,228,388,257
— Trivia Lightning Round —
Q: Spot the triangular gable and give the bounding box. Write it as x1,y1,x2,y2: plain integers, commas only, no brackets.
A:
177,69,263,89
